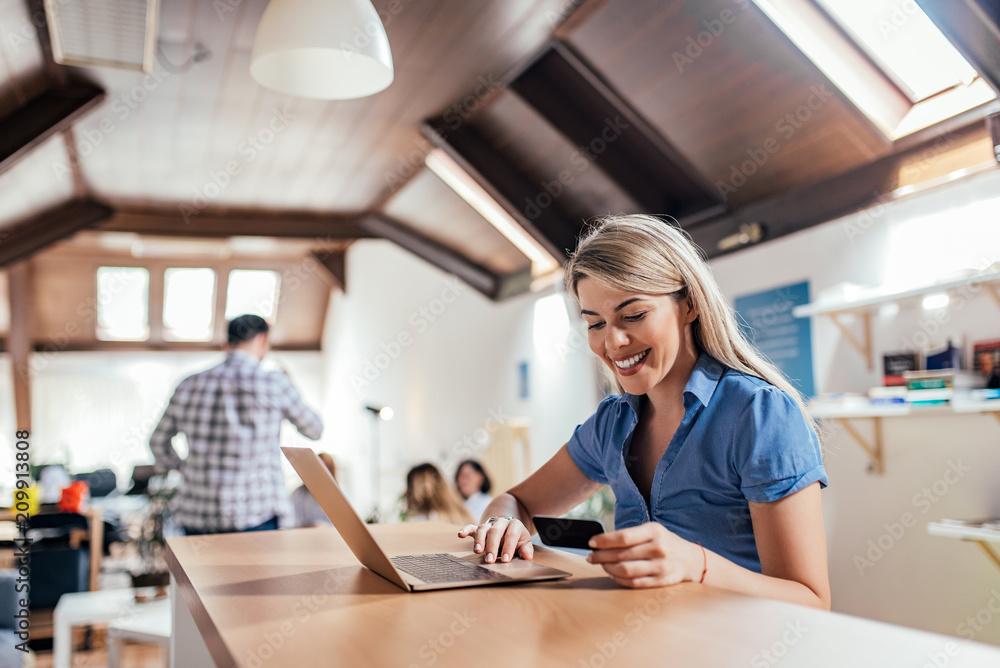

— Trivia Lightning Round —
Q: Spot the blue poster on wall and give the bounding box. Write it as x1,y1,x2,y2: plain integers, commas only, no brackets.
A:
733,281,815,397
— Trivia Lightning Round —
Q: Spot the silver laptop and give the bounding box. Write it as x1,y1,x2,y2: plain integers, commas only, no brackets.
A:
282,446,571,592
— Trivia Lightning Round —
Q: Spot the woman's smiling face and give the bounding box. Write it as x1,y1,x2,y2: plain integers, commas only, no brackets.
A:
577,278,697,396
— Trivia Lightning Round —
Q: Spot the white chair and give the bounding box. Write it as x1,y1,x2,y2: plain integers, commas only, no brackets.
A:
106,599,171,667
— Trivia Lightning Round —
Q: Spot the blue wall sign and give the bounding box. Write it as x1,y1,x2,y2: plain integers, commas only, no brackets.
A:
733,281,815,397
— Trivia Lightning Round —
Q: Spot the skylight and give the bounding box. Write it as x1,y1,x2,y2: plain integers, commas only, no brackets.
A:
96,267,149,341
813,0,977,102
225,270,281,322
753,0,996,138
163,268,216,341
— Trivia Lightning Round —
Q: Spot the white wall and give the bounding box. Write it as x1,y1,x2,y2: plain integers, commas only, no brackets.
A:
318,240,601,520
710,168,1000,644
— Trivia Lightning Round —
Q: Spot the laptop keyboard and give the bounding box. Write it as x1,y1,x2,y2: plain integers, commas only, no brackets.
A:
391,553,512,584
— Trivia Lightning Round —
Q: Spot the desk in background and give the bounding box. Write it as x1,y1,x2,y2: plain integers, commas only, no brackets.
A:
167,522,1000,667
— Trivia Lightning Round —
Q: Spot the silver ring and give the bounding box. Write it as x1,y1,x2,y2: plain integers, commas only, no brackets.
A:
485,516,514,525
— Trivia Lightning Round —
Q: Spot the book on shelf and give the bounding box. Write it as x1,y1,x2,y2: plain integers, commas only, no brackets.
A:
883,351,919,387
902,370,984,391
926,339,962,371
906,388,952,405
971,388,1000,401
972,339,1000,372
972,338,1000,389
868,386,907,405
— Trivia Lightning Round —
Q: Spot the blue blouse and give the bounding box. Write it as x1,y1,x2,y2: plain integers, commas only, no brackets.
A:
567,353,827,573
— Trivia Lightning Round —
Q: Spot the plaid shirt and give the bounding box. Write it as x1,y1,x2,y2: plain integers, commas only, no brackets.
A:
149,351,323,531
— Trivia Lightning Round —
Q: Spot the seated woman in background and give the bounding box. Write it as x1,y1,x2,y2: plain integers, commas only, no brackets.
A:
454,459,493,522
404,463,473,525
458,214,831,610
292,452,337,527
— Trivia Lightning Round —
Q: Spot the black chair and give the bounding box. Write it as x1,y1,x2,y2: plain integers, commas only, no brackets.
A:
25,512,91,609
126,465,155,496
72,469,117,498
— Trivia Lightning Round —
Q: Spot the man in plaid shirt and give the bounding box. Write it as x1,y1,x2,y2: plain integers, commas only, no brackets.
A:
149,314,323,534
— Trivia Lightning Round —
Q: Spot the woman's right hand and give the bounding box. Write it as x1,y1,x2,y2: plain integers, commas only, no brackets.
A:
458,517,534,564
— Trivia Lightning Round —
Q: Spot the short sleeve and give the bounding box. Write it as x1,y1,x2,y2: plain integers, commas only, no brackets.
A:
566,395,623,485
734,387,828,503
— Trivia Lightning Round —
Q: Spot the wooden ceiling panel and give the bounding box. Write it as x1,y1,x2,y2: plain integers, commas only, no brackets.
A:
0,134,75,228
381,167,530,276
318,0,577,209
4,0,589,228
567,0,893,207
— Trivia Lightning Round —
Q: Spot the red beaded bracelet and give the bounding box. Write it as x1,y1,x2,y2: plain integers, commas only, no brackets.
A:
696,542,707,584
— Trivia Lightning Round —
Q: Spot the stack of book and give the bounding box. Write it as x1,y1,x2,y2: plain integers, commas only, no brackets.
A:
901,370,985,405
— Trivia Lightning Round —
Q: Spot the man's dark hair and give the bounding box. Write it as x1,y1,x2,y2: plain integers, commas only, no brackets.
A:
228,314,269,346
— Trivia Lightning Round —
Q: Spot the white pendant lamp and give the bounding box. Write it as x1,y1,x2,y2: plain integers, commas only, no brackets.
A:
250,0,393,100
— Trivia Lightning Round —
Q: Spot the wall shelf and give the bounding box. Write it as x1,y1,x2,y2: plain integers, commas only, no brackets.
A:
927,521,1000,572
810,400,1000,474
792,270,1000,370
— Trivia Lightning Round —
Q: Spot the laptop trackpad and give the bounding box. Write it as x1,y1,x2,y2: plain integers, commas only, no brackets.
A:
454,551,560,573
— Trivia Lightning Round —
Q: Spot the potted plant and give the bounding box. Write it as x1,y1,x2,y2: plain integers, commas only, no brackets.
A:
130,475,177,592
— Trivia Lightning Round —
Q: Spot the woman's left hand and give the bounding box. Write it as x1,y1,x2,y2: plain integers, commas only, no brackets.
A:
586,522,702,588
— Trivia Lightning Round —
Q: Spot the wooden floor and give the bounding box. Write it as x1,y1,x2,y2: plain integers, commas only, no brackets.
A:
33,639,165,668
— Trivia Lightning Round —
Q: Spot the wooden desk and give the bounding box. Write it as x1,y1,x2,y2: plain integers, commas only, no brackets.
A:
167,523,1000,667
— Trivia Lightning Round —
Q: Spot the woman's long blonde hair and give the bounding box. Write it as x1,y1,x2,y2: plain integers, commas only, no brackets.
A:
563,214,819,440
404,463,473,525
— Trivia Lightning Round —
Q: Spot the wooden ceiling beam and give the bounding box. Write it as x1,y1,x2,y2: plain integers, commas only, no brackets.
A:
0,198,113,267
508,42,723,219
313,250,347,292
359,214,499,298
422,120,579,260
8,262,33,431
687,121,997,259
101,205,376,240
0,79,104,177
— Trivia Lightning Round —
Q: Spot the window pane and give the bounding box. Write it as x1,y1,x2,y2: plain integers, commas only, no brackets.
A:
96,267,149,341
163,268,216,341
814,0,978,101
225,270,280,322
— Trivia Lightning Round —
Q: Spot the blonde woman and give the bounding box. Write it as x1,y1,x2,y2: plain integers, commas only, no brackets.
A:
458,214,830,610
404,463,473,525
